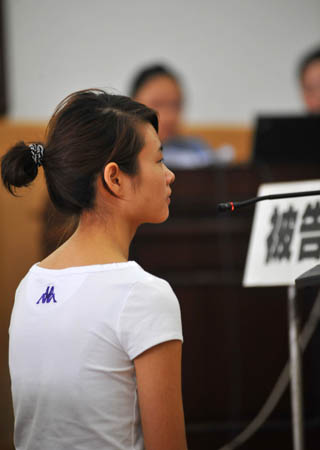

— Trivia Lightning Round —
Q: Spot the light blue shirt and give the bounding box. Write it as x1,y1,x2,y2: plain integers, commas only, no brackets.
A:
163,136,233,169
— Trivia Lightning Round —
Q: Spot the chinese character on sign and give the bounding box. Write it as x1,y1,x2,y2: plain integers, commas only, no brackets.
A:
266,206,298,263
266,201,320,264
299,202,320,261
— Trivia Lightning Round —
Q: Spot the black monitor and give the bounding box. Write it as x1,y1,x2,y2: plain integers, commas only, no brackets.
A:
252,115,320,164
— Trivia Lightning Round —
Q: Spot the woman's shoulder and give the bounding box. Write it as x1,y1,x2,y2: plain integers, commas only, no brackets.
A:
126,269,179,316
132,265,174,294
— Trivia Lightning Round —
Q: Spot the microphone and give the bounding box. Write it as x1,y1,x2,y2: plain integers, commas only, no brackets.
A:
217,189,320,213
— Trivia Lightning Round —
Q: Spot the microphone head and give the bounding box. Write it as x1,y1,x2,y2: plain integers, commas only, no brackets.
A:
217,202,232,212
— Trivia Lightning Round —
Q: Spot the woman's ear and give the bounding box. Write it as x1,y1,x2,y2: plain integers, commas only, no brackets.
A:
103,162,122,196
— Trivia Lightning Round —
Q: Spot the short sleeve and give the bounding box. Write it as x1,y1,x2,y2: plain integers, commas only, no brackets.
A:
117,277,183,360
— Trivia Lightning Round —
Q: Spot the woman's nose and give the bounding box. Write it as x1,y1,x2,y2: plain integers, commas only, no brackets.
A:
167,167,175,185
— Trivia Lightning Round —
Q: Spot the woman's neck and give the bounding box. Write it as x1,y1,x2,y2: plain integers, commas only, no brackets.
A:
39,211,137,269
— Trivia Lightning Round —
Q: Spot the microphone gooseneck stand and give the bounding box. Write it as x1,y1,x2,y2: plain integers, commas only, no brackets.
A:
217,189,320,213
217,189,320,450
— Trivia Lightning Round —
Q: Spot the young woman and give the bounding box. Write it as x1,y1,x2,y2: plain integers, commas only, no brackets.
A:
1,89,188,450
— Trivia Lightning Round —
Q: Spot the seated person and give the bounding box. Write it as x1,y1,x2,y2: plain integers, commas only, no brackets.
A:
298,46,320,113
129,64,234,169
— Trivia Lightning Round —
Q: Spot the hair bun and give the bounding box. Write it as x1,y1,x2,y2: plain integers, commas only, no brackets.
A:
1,141,42,194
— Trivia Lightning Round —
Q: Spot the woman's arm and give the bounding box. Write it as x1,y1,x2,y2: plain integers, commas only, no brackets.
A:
134,340,188,450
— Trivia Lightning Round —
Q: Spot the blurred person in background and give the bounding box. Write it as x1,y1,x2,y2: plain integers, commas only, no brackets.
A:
130,64,234,169
298,46,320,113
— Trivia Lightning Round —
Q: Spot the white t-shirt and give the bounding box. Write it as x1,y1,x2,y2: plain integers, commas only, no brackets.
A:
9,261,183,450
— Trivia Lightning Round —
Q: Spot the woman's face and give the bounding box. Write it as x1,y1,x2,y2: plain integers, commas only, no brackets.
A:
134,75,183,142
125,123,175,226
301,60,320,113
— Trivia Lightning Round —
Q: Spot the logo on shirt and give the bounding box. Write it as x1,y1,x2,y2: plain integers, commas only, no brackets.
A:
36,286,57,304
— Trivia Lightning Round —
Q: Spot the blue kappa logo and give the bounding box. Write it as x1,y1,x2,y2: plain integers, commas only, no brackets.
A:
36,286,57,304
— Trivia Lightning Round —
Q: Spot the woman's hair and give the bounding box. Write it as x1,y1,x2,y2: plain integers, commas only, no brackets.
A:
1,89,158,215
298,46,320,80
129,64,181,98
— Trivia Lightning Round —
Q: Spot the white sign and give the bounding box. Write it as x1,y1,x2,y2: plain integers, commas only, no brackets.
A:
243,180,320,287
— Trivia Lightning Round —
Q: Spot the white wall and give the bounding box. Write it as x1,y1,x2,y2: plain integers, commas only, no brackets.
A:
4,0,320,123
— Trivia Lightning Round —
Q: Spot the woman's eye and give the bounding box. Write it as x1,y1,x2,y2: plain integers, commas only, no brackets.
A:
158,158,164,164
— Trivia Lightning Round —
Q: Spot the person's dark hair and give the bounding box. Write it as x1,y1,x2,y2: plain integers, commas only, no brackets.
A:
129,64,181,98
1,89,158,215
298,46,320,80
